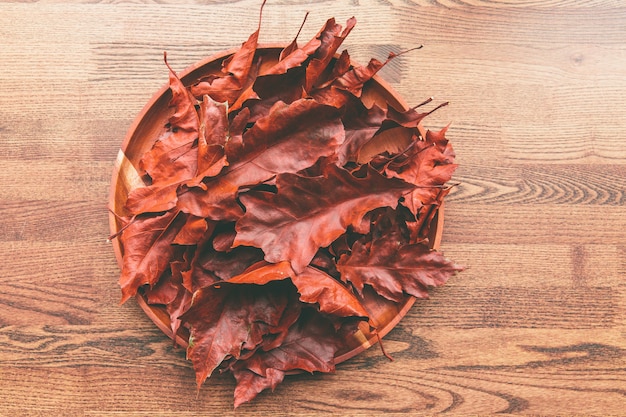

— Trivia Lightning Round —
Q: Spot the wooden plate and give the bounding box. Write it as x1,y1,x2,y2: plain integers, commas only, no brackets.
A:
108,45,444,362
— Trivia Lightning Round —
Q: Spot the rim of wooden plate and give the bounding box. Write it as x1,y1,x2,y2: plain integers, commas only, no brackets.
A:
108,44,445,363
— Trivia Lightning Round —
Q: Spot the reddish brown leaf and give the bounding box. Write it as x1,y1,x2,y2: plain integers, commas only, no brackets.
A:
173,215,210,245
125,181,180,215
167,256,194,338
232,368,285,409
266,11,321,75
127,98,229,215
139,54,199,185
229,15,336,113
181,280,290,388
144,269,178,306
210,224,237,252
194,245,265,285
329,56,386,97
385,102,441,128
410,187,451,242
336,96,387,165
242,67,307,123
305,17,356,91
231,308,339,407
337,216,463,302
176,99,345,221
227,261,369,318
189,2,265,104
234,164,414,272
119,210,186,303
386,126,457,215
316,49,351,89
311,53,391,109
124,57,202,216
194,95,229,181
143,254,193,341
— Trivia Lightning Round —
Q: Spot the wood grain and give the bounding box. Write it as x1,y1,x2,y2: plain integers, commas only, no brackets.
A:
1,0,625,416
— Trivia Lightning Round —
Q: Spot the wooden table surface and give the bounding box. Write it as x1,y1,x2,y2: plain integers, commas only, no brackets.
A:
2,1,625,415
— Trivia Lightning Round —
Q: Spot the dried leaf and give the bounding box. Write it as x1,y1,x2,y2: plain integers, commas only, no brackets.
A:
337,213,463,302
177,99,345,220
119,210,186,303
139,54,199,185
232,308,339,407
181,280,291,387
189,2,265,104
227,261,369,318
234,164,414,272
386,126,457,215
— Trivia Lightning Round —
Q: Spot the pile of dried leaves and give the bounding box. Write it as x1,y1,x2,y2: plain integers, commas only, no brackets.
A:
113,4,462,408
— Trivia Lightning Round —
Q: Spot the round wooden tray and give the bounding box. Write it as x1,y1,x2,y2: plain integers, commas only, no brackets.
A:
108,45,444,363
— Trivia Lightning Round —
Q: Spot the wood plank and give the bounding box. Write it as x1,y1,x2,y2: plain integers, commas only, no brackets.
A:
0,202,111,242
442,204,626,245
1,327,624,415
448,164,626,205
442,243,623,287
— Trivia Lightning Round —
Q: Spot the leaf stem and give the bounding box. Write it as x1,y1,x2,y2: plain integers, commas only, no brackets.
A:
107,212,137,241
375,330,394,362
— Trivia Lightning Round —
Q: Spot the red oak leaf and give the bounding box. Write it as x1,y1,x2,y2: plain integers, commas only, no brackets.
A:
125,181,180,215
336,95,387,165
172,215,210,246
118,210,186,303
139,54,199,185
231,308,339,407
229,10,320,111
181,280,291,388
232,368,285,409
193,245,265,287
226,261,369,319
241,67,307,123
311,53,393,109
337,212,463,302
305,17,356,91
192,95,229,182
386,126,457,215
144,269,178,307
143,253,193,340
189,1,265,104
234,164,415,272
316,49,352,90
176,98,345,221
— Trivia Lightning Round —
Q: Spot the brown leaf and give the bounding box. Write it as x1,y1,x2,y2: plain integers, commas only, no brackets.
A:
305,17,356,91
193,95,229,180
118,211,186,303
336,96,387,165
181,280,291,388
234,164,414,272
337,213,463,302
176,99,345,221
194,245,264,286
124,181,180,215
139,54,199,185
311,53,391,109
189,2,265,104
227,261,369,318
386,126,457,215
231,308,339,407
173,215,210,246
232,368,285,409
